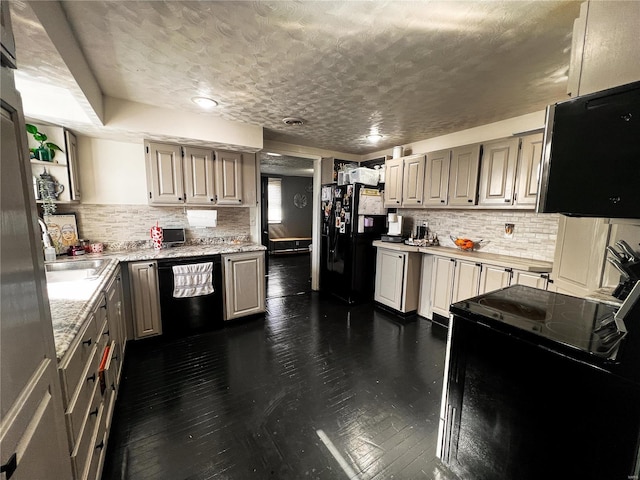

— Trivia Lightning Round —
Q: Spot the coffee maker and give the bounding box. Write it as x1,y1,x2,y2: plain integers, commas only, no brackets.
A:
381,213,404,242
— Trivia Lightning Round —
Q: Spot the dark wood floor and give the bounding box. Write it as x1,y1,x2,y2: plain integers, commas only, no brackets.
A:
266,253,312,299
102,255,456,480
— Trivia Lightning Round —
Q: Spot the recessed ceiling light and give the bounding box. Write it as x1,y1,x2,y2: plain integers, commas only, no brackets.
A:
192,97,218,108
266,152,282,156
283,117,305,126
367,133,383,142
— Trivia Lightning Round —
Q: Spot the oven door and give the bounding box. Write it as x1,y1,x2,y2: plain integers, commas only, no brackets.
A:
157,255,223,337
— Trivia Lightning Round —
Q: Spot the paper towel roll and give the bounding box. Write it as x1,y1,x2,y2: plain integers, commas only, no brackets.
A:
187,209,217,228
392,146,404,159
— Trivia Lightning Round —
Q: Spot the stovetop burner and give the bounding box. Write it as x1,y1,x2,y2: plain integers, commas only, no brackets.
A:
452,285,624,360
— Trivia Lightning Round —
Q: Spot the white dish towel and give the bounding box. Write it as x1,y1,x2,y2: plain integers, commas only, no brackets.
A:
172,262,214,298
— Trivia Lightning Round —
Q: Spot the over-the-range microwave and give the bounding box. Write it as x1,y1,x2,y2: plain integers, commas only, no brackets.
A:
537,80,640,219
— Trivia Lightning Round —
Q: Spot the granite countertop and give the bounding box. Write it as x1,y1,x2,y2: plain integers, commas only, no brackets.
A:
372,240,553,273
48,242,266,361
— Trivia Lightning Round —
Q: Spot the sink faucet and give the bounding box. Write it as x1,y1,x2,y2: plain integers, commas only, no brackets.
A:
37,217,53,248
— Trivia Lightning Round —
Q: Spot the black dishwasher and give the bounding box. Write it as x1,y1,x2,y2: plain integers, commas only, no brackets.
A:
157,255,224,338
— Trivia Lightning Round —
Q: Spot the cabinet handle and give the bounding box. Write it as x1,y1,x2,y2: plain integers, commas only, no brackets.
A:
178,197,183,201
89,407,98,417
210,198,214,202
417,200,421,203
103,330,109,336
111,383,116,391
0,452,17,479
440,199,445,203
100,303,107,310
396,201,400,204
467,199,473,203
87,373,96,383
95,440,105,451
238,199,242,203
149,263,154,268
113,355,119,361
505,198,511,202
82,338,92,347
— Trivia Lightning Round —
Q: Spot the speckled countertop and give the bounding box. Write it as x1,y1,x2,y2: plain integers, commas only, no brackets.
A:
48,242,266,361
372,240,553,273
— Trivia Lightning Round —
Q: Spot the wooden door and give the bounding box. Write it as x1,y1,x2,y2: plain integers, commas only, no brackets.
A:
451,260,481,303
146,142,184,204
478,137,519,206
1,69,71,480
223,252,266,320
183,146,215,205
215,150,243,205
424,149,451,206
430,256,456,317
383,158,403,207
401,154,426,206
65,130,81,200
512,270,549,290
129,261,162,338
479,265,512,295
448,144,481,206
514,133,543,206
374,249,405,311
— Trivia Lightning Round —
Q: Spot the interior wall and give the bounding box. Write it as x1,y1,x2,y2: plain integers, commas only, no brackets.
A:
267,175,313,239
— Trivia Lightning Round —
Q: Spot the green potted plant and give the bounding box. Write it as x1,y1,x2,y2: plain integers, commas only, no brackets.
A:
26,124,64,162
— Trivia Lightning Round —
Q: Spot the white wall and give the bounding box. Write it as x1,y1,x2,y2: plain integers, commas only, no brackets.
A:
77,136,147,204
362,110,546,160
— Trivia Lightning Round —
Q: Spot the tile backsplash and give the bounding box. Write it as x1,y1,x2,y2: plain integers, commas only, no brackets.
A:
55,204,251,249
399,209,559,262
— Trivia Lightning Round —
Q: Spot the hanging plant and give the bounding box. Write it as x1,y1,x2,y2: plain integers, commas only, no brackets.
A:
26,124,64,162
38,178,57,216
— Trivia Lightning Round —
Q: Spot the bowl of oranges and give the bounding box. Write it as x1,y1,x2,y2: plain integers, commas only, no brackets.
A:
450,236,483,251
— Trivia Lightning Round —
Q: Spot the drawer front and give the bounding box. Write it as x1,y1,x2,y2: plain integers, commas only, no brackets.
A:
66,347,101,449
86,404,108,480
60,314,98,405
71,400,104,480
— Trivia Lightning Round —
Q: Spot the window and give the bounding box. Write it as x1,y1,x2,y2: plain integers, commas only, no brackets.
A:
267,177,282,224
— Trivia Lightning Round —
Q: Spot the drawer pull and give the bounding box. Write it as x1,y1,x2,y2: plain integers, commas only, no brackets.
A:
89,408,98,417
95,440,105,451
103,330,110,336
113,355,119,361
87,373,96,383
82,338,92,347
0,452,17,479
111,383,116,391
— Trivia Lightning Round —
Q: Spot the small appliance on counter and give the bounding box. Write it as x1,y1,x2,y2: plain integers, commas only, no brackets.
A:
381,213,404,243
161,228,186,247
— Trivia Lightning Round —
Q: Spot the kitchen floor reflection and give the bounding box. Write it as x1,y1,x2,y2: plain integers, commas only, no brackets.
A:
102,289,454,480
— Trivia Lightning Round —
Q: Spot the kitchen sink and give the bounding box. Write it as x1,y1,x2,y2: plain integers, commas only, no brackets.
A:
45,259,110,282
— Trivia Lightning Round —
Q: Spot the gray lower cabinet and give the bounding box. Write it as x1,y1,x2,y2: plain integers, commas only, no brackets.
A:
222,251,266,320
374,247,421,313
128,261,162,338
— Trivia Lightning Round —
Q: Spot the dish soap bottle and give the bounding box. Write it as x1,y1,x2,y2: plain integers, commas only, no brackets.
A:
44,245,56,262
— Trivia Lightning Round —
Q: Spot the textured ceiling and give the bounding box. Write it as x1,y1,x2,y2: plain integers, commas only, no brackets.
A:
11,1,581,154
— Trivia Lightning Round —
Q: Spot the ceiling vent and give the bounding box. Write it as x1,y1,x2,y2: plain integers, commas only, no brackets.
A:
283,117,305,126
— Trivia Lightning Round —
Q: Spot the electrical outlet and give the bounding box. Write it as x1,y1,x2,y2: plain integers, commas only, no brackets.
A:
504,223,514,239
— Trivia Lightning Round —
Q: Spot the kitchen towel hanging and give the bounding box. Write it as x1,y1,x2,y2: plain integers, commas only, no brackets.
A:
172,262,214,298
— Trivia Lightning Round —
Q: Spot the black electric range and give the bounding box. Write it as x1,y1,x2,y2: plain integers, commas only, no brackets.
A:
450,284,633,374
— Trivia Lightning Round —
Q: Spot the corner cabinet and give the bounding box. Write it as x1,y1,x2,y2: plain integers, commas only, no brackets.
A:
145,140,256,207
128,261,162,338
374,247,421,313
222,251,266,320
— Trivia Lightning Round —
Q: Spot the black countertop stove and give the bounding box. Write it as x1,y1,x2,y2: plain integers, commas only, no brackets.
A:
450,285,629,367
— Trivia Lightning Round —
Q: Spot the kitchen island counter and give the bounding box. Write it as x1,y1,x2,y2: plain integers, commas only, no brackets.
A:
47,242,265,360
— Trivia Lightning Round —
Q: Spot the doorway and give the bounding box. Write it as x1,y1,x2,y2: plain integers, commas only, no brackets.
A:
260,153,315,298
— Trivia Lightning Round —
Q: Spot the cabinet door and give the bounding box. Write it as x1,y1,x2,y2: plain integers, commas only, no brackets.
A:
222,251,265,320
241,153,258,207
550,216,610,297
105,269,125,383
374,249,405,311
448,144,481,206
183,146,215,205
383,158,403,207
65,130,81,201
129,261,162,338
1,1,16,68
424,149,451,206
514,133,543,207
451,260,481,303
512,270,548,290
430,256,456,317
401,154,426,206
479,265,512,295
215,150,243,205
478,138,519,206
147,142,184,204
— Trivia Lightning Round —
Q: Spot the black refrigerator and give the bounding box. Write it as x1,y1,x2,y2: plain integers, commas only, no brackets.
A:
320,183,387,304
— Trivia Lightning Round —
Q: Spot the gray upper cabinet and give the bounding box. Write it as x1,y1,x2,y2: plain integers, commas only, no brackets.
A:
383,157,404,207
215,150,243,205
146,142,184,204
1,1,16,68
401,154,426,206
183,146,216,204
448,143,481,206
424,149,451,206
478,137,519,206
65,130,81,201
514,132,543,207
